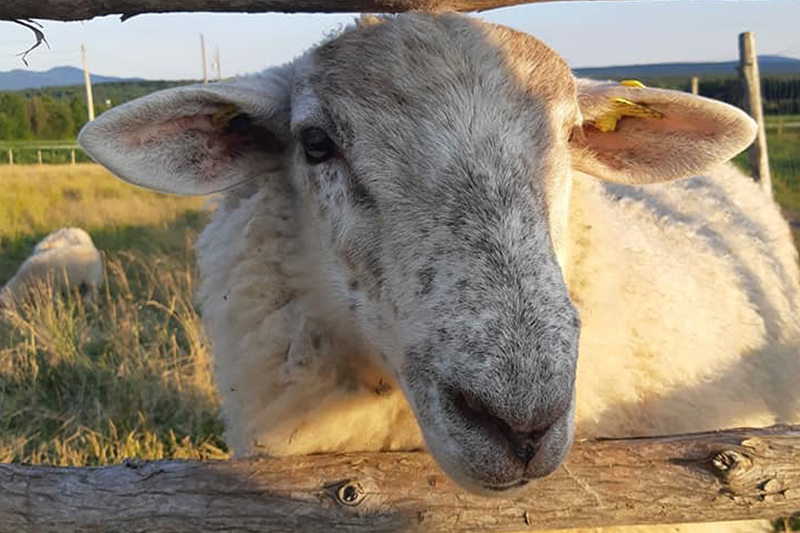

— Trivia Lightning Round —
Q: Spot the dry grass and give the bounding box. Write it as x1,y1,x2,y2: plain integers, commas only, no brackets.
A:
0,164,203,241
0,164,228,465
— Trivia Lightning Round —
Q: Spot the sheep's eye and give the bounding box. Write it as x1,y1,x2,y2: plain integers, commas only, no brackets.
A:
300,127,336,164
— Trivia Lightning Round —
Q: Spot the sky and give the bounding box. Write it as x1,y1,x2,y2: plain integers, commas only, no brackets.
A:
1,0,799,79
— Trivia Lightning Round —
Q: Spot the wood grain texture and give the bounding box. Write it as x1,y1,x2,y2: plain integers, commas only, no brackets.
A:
0,425,798,532
739,31,773,196
1,0,751,22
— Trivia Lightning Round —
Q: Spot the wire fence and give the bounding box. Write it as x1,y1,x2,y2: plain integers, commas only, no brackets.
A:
0,145,92,165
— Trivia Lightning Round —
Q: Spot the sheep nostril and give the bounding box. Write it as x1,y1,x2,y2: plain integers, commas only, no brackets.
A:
512,430,546,466
452,389,554,465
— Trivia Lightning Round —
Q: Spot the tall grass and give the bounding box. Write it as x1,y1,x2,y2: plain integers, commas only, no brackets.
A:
0,254,228,465
0,164,227,465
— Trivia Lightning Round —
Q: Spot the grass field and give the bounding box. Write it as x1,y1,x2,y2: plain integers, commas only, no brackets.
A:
0,165,227,465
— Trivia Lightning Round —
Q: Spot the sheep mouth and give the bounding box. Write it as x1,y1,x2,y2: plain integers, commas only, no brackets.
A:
482,478,531,492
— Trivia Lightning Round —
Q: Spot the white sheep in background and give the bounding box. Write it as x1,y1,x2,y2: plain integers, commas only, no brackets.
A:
0,227,104,306
79,13,799,533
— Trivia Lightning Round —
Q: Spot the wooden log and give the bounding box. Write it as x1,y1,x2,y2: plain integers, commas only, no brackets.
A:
0,425,798,532
0,0,754,22
738,31,772,197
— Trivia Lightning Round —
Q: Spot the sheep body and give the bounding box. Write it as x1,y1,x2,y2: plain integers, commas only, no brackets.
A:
1,228,104,304
570,165,799,441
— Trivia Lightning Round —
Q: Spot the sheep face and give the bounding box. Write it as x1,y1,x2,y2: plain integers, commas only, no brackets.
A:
289,16,582,493
79,13,756,494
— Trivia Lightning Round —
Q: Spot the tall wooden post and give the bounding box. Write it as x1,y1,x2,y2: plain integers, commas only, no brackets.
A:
81,44,95,122
7,148,13,165
71,149,76,165
738,31,771,197
200,34,208,84
37,149,43,165
690,76,698,95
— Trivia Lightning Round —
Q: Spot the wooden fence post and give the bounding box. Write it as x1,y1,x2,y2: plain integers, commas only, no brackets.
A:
37,149,43,165
7,148,13,165
691,76,698,95
71,149,76,165
738,31,772,197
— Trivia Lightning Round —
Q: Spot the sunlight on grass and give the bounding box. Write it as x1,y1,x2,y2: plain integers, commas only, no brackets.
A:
0,164,204,242
0,164,227,465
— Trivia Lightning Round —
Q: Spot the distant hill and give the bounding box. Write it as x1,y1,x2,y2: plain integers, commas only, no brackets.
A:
0,66,140,91
574,55,800,80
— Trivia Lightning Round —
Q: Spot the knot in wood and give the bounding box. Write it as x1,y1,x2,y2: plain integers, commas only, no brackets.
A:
712,450,743,473
337,481,365,506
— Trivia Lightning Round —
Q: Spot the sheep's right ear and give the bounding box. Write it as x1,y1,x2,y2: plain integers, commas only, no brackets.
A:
79,66,293,196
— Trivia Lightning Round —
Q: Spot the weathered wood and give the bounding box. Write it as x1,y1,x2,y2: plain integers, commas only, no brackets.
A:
0,425,798,532
0,0,766,22
739,31,772,197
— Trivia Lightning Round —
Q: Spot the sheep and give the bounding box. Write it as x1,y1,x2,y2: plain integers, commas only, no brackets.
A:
78,13,799,532
0,227,104,306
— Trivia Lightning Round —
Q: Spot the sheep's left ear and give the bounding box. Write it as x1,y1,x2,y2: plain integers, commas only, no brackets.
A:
79,66,293,195
570,79,757,184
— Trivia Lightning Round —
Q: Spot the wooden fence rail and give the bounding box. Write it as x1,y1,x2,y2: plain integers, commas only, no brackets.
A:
0,0,761,21
0,425,798,532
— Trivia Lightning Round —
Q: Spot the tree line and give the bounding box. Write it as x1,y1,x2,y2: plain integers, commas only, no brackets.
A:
0,81,191,142
0,77,798,142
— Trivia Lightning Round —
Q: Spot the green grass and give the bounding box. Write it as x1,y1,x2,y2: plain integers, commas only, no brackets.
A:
732,127,800,250
0,164,226,465
764,114,800,124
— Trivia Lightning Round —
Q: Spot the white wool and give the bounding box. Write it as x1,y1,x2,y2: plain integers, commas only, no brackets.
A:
1,228,104,304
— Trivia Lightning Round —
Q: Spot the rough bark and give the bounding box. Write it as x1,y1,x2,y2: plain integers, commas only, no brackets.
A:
0,425,798,532
1,0,744,22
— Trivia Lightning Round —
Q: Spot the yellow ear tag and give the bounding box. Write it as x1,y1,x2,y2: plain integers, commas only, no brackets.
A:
620,79,646,88
210,104,240,129
592,97,665,133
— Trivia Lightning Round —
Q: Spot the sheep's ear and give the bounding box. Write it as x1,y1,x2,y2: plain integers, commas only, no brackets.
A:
570,79,757,184
79,67,292,195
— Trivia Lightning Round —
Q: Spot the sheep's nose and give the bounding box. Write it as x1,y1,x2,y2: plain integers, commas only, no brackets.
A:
454,390,562,466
